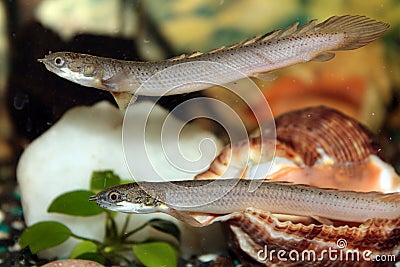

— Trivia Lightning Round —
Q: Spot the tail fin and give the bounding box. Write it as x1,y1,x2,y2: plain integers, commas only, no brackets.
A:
315,15,390,50
242,15,389,53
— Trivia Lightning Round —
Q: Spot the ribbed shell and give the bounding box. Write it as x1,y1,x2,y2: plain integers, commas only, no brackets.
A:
195,106,385,184
272,106,381,166
194,106,400,266
224,208,400,266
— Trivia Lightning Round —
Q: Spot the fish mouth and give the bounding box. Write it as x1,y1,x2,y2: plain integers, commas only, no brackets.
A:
97,201,117,210
94,200,131,212
38,61,67,76
89,195,98,202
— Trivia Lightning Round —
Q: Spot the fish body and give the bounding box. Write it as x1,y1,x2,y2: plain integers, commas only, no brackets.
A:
90,179,400,226
38,15,389,109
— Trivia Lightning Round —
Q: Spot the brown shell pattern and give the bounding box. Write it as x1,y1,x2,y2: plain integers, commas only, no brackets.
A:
194,106,400,266
196,106,399,192
271,106,381,166
225,208,400,266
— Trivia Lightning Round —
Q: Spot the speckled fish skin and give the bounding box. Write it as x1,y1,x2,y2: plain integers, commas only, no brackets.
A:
38,15,389,108
92,179,400,223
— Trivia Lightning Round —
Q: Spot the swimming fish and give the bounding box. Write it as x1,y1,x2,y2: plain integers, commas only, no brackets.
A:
89,179,400,227
38,15,389,109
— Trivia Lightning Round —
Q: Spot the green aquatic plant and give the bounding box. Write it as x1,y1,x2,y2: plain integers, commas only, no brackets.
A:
19,170,180,267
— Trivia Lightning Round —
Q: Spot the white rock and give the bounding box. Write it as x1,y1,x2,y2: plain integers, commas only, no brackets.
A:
0,210,4,223
198,253,219,262
35,0,137,40
17,101,225,259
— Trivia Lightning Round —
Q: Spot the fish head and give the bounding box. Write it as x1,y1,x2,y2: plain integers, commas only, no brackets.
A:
38,52,106,90
89,183,162,213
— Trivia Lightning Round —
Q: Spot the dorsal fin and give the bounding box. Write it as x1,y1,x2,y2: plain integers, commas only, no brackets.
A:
372,191,400,202
169,53,187,61
187,51,203,58
293,19,317,35
207,45,226,54
279,22,299,37
242,36,260,46
259,29,281,43
165,15,389,62
276,21,299,38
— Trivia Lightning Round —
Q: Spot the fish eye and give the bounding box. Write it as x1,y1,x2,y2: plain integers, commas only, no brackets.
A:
54,56,65,67
108,191,121,202
53,56,65,67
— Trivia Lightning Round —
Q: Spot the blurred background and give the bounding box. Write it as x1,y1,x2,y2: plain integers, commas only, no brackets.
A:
0,0,399,265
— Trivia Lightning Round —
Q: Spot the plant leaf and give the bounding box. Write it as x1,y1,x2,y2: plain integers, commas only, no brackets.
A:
19,221,71,254
90,170,121,191
120,179,134,185
148,219,180,241
70,240,97,258
76,252,105,264
133,242,177,267
47,190,104,216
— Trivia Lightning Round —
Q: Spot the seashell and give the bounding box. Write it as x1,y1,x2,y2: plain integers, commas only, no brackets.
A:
196,106,399,193
272,106,380,165
194,106,400,266
41,259,105,267
223,208,400,266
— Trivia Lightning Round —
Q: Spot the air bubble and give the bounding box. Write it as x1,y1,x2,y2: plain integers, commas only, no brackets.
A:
13,94,29,110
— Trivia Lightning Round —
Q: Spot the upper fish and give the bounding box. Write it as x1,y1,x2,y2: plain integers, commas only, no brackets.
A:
38,15,389,109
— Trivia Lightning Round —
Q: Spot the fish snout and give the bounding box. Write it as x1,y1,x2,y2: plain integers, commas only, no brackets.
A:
89,195,98,202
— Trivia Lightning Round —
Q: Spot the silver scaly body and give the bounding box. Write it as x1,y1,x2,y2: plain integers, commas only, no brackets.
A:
39,15,389,109
90,179,400,224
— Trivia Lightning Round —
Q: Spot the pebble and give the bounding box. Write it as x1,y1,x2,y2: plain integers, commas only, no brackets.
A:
41,259,105,267
0,231,9,239
0,210,4,223
8,242,21,252
0,140,12,163
1,203,11,212
11,220,24,230
198,253,219,263
0,223,10,234
13,188,21,201
10,206,23,216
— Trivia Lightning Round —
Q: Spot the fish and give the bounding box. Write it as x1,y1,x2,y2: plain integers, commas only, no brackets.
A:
190,106,400,265
38,15,389,109
195,106,400,193
89,179,400,227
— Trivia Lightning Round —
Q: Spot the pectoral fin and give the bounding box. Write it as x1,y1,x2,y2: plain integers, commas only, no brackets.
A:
311,52,335,62
101,72,132,91
163,208,203,227
111,92,135,110
311,215,334,225
250,71,277,81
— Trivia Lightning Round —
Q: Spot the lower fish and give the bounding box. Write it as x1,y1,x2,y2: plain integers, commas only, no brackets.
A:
38,15,389,109
89,179,400,227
